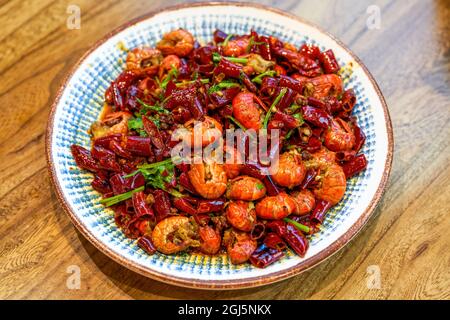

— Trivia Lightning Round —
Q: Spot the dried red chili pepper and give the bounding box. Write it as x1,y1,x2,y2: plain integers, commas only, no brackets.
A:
267,220,309,257
124,136,152,157
132,191,155,218
93,134,122,149
249,244,284,268
240,163,266,180
109,139,133,159
319,49,340,74
300,169,318,189
257,36,272,61
143,116,165,150
241,72,257,92
304,136,322,153
91,170,111,194
152,190,172,220
341,154,368,178
311,199,332,224
264,232,287,251
272,111,300,129
336,150,357,163
197,199,226,213
213,29,228,43
137,236,157,254
250,222,266,240
71,145,98,172
214,58,242,78
91,145,121,172
352,122,366,152
278,75,304,94
299,43,321,59
301,105,331,128
209,86,241,108
178,172,197,195
173,197,197,214
341,89,357,113
273,47,319,71
307,96,326,109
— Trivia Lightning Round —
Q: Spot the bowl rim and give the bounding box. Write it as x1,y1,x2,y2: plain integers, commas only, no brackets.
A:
45,1,394,290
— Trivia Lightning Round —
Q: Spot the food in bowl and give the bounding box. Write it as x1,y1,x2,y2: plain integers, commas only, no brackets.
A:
70,28,368,268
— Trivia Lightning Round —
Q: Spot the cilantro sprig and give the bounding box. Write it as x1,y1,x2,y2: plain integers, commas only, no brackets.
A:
246,36,266,52
100,186,144,207
251,70,277,84
263,88,288,129
160,65,179,89
212,52,248,64
128,117,147,136
208,80,241,94
124,158,182,197
128,99,166,135
284,218,311,234
136,98,169,115
175,78,210,87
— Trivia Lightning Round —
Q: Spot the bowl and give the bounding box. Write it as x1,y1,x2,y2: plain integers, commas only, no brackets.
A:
46,2,393,289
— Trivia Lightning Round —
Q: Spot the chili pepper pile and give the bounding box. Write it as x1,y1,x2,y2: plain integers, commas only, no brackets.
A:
71,28,368,268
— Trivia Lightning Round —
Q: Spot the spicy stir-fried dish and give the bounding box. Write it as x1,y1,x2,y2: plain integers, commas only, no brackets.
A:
71,29,368,268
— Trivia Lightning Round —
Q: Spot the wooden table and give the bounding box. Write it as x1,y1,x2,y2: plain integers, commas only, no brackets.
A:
0,0,449,300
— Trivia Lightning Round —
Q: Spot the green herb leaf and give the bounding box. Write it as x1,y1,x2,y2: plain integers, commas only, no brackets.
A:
251,70,277,84
208,80,240,94
148,115,161,128
128,117,147,137
136,98,169,115
228,57,249,64
248,36,266,47
160,65,179,89
165,188,184,198
288,104,302,113
100,186,145,207
143,165,175,190
293,113,304,126
212,52,248,64
256,183,265,190
138,158,174,170
175,78,209,87
285,129,294,140
247,36,266,52
124,158,181,195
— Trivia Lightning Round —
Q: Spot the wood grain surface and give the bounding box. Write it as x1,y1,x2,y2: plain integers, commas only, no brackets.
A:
0,0,449,300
